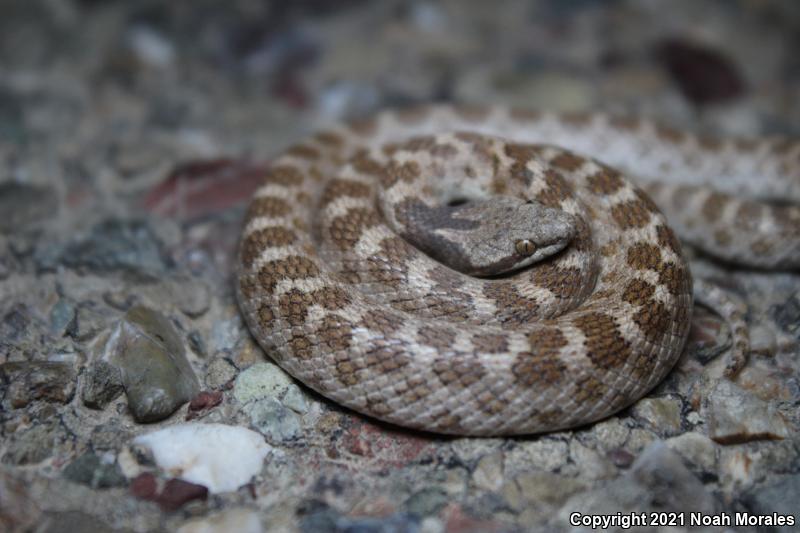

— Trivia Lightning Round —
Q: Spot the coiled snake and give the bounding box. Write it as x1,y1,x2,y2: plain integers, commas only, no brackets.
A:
236,104,799,435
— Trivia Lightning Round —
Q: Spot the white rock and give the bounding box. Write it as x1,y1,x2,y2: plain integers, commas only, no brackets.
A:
133,423,270,493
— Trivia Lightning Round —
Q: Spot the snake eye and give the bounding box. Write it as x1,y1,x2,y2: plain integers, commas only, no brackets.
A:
515,239,536,256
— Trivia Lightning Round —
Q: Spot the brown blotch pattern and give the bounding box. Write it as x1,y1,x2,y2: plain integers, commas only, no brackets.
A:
621,278,656,306
417,325,456,350
610,116,641,131
701,192,730,223
586,169,624,195
242,226,298,268
321,179,372,207
698,136,723,151
633,301,672,343
536,169,574,208
314,131,345,147
512,327,568,386
471,332,509,354
655,124,686,144
268,165,305,186
655,224,682,256
550,152,586,172
329,207,382,250
433,356,485,389
509,108,542,122
286,144,320,161
484,282,541,326
383,159,422,187
257,255,320,294
714,229,732,246
611,198,655,230
573,312,631,370
364,339,411,375
351,152,385,178
454,103,490,122
247,196,292,219
626,242,663,272
361,309,405,335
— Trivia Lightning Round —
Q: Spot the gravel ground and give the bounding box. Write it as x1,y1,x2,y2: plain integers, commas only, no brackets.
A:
1,1,799,532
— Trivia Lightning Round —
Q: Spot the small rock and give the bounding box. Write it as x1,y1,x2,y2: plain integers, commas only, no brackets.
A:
281,384,308,414
0,182,58,233
60,219,168,275
157,478,209,511
81,360,124,409
62,451,127,489
106,305,199,422
204,356,237,389
178,508,263,533
234,361,308,413
234,362,293,403
244,397,302,443
0,361,77,409
472,451,504,492
405,486,449,517
706,380,791,444
186,390,223,420
665,432,717,477
632,396,683,436
771,292,800,337
132,423,270,493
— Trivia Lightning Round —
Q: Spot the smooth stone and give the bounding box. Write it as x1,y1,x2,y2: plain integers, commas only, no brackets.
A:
665,432,717,476
741,473,800,533
234,362,308,413
204,356,237,389
62,451,127,489
133,423,270,493
0,361,76,409
706,380,791,444
244,397,302,443
106,305,199,423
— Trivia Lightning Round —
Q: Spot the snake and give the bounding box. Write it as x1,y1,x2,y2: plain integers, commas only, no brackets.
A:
236,104,800,436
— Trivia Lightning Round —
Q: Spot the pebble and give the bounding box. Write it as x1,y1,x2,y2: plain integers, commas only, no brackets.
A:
631,396,684,436
234,362,308,413
132,423,271,493
0,361,76,409
706,380,791,444
244,397,302,443
665,432,717,477
105,305,199,422
62,451,127,489
66,302,109,342
471,450,504,492
81,360,124,409
204,356,237,389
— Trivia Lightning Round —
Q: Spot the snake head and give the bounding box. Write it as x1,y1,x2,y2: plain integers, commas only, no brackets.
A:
402,195,577,277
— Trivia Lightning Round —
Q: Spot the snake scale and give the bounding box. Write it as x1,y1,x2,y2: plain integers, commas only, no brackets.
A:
236,104,800,436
